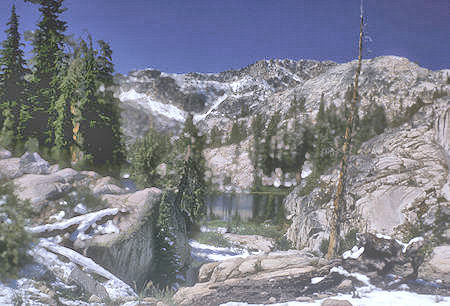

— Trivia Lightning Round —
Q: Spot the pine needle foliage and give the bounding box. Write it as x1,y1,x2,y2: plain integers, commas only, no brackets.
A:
129,128,170,188
0,5,30,150
174,114,207,231
0,182,32,280
29,0,67,147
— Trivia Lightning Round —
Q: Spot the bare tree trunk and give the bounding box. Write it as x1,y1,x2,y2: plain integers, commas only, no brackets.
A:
326,13,364,259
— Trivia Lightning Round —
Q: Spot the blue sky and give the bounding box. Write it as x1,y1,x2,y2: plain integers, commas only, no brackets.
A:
0,0,448,74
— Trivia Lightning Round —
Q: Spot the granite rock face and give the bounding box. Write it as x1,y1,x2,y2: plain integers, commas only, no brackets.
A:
285,99,450,255
174,250,336,305
420,245,450,283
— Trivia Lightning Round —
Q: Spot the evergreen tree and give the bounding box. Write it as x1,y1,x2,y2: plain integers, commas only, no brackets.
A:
352,103,386,153
311,94,334,175
229,121,242,144
174,114,206,231
152,192,179,288
129,128,170,188
262,111,281,175
28,0,67,147
93,40,125,167
54,52,82,158
209,125,222,147
0,182,32,279
251,114,264,187
0,5,30,149
75,38,125,169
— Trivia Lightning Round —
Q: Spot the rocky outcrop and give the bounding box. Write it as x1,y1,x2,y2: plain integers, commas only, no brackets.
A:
86,189,161,286
420,245,450,283
222,233,275,253
175,233,448,305
174,250,338,305
286,100,450,254
0,152,190,304
0,146,11,159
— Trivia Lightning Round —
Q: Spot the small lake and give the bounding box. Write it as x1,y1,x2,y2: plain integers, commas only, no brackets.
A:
120,177,287,222
206,193,286,222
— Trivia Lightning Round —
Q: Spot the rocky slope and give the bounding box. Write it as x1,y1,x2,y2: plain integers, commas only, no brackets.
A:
116,56,449,191
174,233,449,305
285,97,449,262
0,149,189,305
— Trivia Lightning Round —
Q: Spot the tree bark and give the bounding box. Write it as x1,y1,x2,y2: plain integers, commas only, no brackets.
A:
326,13,364,259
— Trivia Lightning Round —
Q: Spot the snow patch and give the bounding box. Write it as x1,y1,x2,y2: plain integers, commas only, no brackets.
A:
190,240,257,262
330,266,372,288
311,277,325,284
38,239,135,299
118,89,186,121
401,236,424,253
27,208,119,235
375,233,392,240
194,94,228,123
342,246,365,260
49,211,66,222
73,203,87,215
220,290,450,305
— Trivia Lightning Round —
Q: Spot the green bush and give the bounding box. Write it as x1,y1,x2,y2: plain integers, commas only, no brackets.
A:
194,231,231,248
0,182,32,279
128,128,171,188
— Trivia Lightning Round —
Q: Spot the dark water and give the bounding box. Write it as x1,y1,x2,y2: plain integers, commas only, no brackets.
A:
120,177,286,222
206,193,286,222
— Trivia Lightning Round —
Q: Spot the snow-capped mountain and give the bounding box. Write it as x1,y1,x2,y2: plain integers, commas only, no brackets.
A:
114,56,448,145
114,58,336,142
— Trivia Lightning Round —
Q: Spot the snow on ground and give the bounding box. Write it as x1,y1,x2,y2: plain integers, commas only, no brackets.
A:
199,225,228,234
0,284,14,306
342,246,365,260
37,239,136,300
194,94,228,123
118,89,186,122
26,208,119,236
190,240,258,262
221,290,450,306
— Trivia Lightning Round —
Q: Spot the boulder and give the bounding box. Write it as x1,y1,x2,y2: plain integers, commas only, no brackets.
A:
69,266,110,300
54,168,86,183
321,298,353,306
13,173,72,205
19,152,50,175
222,233,275,252
174,250,338,305
0,147,11,159
87,188,162,286
421,245,450,282
92,176,126,195
336,279,353,292
0,157,22,179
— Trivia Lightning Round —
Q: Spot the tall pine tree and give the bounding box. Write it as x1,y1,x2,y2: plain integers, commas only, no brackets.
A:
29,0,67,147
75,37,124,170
0,5,30,149
54,49,83,159
174,114,206,231
311,94,334,175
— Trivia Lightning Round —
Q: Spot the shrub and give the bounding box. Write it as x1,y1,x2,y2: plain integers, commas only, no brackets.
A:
194,231,231,248
0,182,32,279
128,128,170,188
